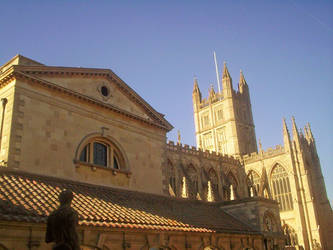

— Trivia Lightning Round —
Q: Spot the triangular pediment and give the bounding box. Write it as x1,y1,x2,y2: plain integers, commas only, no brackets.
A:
2,55,172,131
35,73,152,120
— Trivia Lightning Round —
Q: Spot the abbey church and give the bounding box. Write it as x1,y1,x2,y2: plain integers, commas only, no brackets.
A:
191,63,333,250
0,55,332,250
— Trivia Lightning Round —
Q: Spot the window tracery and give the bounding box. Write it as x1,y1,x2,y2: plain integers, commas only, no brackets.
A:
181,176,188,198
167,160,177,196
208,169,219,201
216,127,227,154
271,164,293,211
201,113,210,128
203,132,213,151
223,185,230,201
227,172,238,200
187,164,198,199
247,170,260,197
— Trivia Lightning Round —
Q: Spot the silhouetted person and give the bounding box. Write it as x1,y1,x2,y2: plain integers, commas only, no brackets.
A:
45,190,80,250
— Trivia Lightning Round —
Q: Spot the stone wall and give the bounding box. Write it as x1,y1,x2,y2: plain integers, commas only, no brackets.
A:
0,80,16,168
0,221,267,250
163,141,248,201
220,197,284,250
4,76,167,195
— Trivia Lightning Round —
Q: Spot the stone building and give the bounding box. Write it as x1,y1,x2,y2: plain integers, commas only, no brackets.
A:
191,63,333,250
0,54,329,249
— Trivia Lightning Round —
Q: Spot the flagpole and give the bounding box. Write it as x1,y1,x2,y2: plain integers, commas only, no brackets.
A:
213,51,221,93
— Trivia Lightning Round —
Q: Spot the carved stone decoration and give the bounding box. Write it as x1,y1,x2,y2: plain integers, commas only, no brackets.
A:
45,190,80,250
263,212,276,232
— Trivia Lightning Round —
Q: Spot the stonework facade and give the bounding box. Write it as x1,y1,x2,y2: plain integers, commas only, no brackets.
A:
0,55,331,250
191,64,333,250
192,65,257,156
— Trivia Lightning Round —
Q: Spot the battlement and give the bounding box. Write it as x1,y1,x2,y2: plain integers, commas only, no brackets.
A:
198,90,247,109
166,140,240,165
242,145,285,163
199,93,223,108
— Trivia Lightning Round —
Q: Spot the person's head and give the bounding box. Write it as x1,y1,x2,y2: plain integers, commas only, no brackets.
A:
58,189,74,206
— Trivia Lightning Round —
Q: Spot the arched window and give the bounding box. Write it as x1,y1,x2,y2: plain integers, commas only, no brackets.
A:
167,160,176,196
208,169,219,201
227,172,238,200
78,137,125,170
247,170,260,197
181,176,188,198
271,164,293,211
223,185,230,201
187,164,198,199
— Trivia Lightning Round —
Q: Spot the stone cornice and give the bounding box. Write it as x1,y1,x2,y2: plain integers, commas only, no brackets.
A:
0,54,44,73
0,65,173,131
0,67,15,85
14,65,173,131
0,65,172,131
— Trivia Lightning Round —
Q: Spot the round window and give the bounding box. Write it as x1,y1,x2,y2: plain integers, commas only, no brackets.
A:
101,86,109,97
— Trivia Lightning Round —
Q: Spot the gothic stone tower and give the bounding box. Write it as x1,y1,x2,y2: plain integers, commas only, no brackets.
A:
192,64,333,249
192,63,257,156
242,118,333,250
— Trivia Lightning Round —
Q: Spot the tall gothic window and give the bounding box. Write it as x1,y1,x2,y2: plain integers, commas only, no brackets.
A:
167,160,176,196
181,176,188,198
208,169,219,201
216,127,227,154
247,170,260,197
201,113,210,129
271,164,293,211
223,185,230,200
78,138,123,170
187,164,198,199
203,114,210,127
226,172,238,200
203,132,214,151
216,108,223,121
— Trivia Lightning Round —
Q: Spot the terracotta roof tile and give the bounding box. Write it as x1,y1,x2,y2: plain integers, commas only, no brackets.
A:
0,169,257,234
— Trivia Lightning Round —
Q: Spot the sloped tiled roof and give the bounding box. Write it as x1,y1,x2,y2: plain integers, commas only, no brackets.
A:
0,169,257,234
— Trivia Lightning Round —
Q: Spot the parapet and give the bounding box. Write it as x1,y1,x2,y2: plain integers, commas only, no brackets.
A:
166,140,240,165
242,145,285,163
198,93,224,109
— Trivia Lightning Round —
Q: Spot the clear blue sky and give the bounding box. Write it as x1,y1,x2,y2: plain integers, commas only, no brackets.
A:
1,1,332,202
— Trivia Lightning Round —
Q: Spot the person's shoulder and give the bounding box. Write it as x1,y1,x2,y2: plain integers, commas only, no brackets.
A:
69,207,79,214
47,209,58,221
